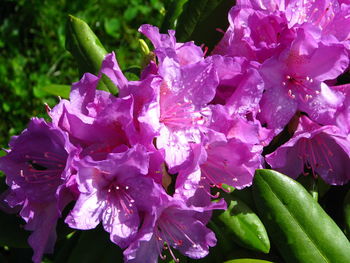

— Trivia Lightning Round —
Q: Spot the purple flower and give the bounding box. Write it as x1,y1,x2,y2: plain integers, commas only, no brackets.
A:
237,0,284,11
286,0,350,43
123,196,225,263
213,5,295,63
200,106,263,189
332,84,350,133
65,144,163,248
139,24,205,66
238,0,350,46
50,71,137,160
175,105,264,208
0,118,77,263
138,25,219,172
100,52,163,145
209,55,264,117
258,26,348,130
266,115,350,185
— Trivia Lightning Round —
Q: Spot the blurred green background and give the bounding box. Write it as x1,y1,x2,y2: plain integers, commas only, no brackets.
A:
0,0,164,150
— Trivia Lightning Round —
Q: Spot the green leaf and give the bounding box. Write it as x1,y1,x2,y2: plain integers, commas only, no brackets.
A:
66,15,107,75
253,169,350,263
67,227,123,263
344,189,350,238
0,210,29,248
65,15,117,95
207,221,278,262
161,0,189,31
175,0,235,51
213,195,270,253
41,84,70,99
297,175,330,202
224,259,274,263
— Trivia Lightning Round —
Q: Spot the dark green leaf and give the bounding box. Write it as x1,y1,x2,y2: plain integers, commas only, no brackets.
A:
224,259,274,263
65,15,117,95
66,15,107,75
207,221,277,262
175,0,235,51
214,195,270,253
253,169,350,263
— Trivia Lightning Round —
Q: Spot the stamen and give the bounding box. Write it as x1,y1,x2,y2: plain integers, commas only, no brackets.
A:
215,28,225,34
156,213,203,262
106,182,135,216
20,151,67,185
297,134,335,178
45,103,51,114
283,74,316,100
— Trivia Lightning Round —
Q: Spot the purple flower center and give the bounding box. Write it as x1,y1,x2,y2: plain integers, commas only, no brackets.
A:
160,100,206,129
105,181,135,216
21,151,66,185
297,134,334,177
159,80,209,129
201,159,228,187
289,1,333,27
155,212,199,262
199,145,238,194
282,74,318,101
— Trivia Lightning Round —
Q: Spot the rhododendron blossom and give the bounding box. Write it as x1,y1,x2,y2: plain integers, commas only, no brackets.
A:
1,2,350,262
65,145,163,248
266,116,350,185
258,26,348,129
0,118,77,263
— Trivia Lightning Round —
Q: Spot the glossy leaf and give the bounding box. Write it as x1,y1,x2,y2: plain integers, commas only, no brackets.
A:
224,259,274,263
213,194,270,253
66,15,107,75
175,0,235,51
253,169,350,263
65,15,117,95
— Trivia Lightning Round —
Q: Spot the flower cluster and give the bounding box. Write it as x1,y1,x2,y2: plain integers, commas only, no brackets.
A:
213,0,350,184
1,0,350,262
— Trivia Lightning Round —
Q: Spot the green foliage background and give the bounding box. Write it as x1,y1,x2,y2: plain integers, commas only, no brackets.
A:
0,0,164,150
